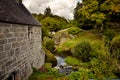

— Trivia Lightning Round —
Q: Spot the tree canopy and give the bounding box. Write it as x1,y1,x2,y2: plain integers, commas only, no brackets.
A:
32,7,68,38
74,0,120,29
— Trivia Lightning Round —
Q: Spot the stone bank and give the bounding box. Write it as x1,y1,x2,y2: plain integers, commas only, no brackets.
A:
0,0,45,80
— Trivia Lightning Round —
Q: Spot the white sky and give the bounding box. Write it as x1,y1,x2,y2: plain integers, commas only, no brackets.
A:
23,0,82,20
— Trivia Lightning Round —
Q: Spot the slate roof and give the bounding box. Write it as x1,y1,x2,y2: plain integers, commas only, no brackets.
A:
0,0,40,26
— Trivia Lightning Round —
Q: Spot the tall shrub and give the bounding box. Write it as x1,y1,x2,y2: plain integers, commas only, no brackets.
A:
71,41,93,62
43,37,55,52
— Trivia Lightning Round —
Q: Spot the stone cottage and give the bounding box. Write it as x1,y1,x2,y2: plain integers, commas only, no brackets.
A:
0,0,45,80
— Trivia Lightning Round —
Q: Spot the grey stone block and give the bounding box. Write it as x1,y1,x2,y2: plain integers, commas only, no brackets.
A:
0,45,4,52
12,42,19,48
3,27,10,33
0,33,6,39
8,49,15,57
5,43,11,50
6,33,14,38
0,52,6,60
7,38,16,43
0,39,7,44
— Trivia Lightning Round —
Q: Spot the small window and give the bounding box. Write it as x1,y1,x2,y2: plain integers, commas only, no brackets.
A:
28,26,32,39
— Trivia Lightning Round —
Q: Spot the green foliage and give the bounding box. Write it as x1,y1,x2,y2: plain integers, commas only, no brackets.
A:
90,57,117,79
69,71,81,80
74,2,83,20
74,0,120,29
68,27,82,35
104,30,115,41
28,67,47,80
100,0,120,16
32,13,45,22
66,20,78,28
72,41,93,62
28,64,68,80
41,17,60,32
103,29,115,46
43,37,55,52
55,30,103,56
111,35,120,47
33,11,67,39
75,0,105,29
65,56,80,66
42,26,49,39
90,13,106,26
69,68,93,80
44,63,60,76
110,35,120,60
41,16,67,33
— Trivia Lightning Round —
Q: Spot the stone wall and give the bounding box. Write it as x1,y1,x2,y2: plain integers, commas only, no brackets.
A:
0,22,45,80
53,29,74,45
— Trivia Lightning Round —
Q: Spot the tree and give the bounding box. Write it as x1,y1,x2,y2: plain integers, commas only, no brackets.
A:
100,0,120,22
74,0,120,30
40,16,67,34
74,2,83,20
44,7,52,16
32,13,45,22
74,0,106,30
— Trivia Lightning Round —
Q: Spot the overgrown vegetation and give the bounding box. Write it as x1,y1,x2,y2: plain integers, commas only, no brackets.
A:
30,0,120,79
28,63,68,80
43,37,55,52
67,27,83,35
110,35,120,60
72,41,93,62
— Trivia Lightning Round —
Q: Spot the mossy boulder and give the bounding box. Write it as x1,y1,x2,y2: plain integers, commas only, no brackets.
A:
53,29,75,45
53,27,82,45
43,47,57,67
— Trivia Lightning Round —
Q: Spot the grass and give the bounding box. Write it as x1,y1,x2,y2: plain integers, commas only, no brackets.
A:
55,30,104,54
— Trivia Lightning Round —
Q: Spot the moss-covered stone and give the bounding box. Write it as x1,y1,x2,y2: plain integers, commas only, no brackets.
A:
43,46,57,67
53,29,75,45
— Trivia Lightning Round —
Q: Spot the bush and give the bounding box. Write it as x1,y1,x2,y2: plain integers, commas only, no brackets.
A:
103,30,115,46
44,63,60,76
69,68,92,80
42,26,49,39
69,71,81,80
110,35,120,60
43,37,55,52
68,27,82,35
65,56,80,66
71,41,93,62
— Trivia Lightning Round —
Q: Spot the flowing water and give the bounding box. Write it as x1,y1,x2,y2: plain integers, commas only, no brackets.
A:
55,56,66,68
55,56,73,75
54,56,120,79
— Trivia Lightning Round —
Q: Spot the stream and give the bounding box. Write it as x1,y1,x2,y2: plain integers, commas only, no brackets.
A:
54,56,74,75
54,56,120,79
55,56,66,68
